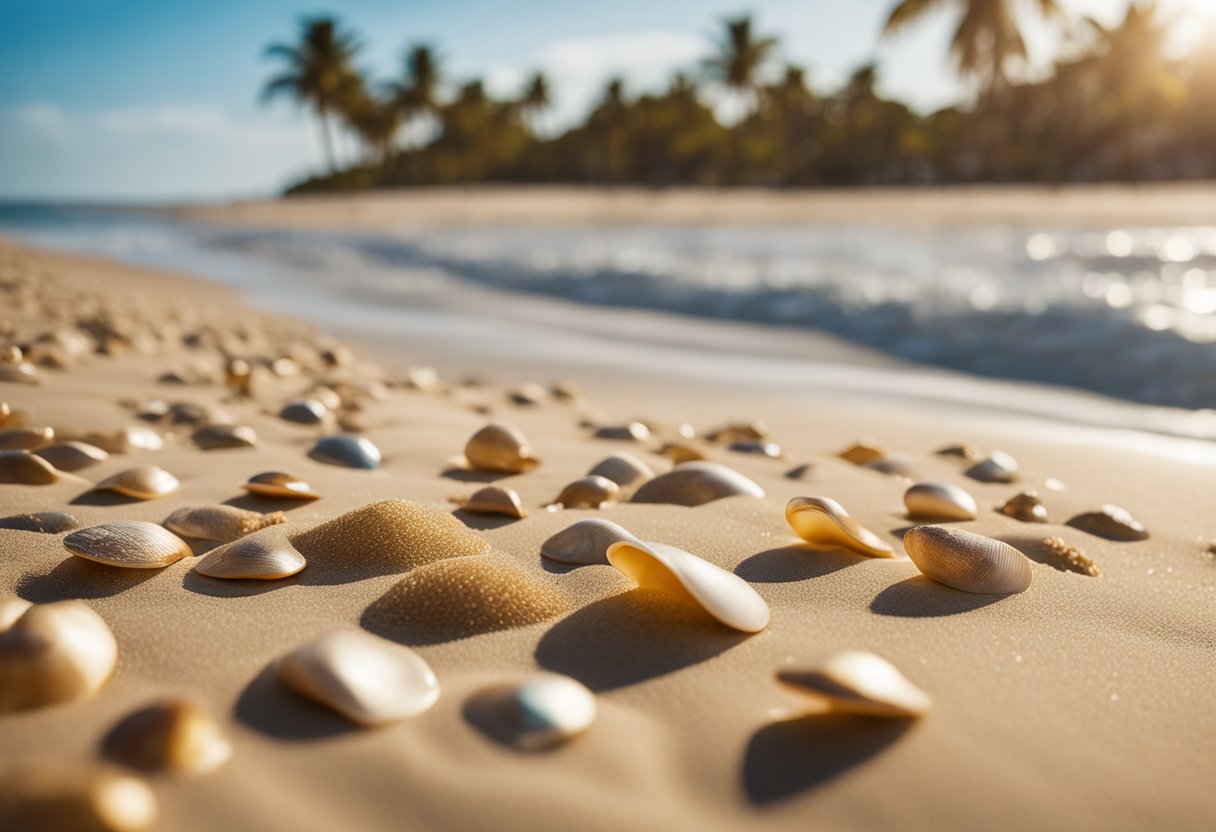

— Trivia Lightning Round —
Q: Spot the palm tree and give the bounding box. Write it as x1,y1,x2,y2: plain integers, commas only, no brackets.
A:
390,43,443,120
261,16,361,173
704,14,779,117
518,71,552,134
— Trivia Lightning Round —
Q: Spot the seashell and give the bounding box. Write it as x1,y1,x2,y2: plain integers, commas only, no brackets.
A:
0,425,54,451
34,441,109,472
630,461,764,507
540,518,638,566
904,482,977,521
0,511,79,534
0,400,9,423
1066,504,1148,541
657,441,707,463
102,698,232,776
0,450,62,484
785,496,895,558
307,385,344,411
465,674,596,751
164,504,286,542
64,521,191,569
902,525,1032,594
1041,536,1100,577
549,379,580,401
838,439,884,465
0,600,119,711
1002,491,1047,523
459,485,528,519
784,463,813,480
463,422,539,473
586,452,655,491
508,383,548,406
935,443,983,461
549,475,620,509
776,650,931,718
965,450,1019,483
0,361,41,384
0,345,22,363
594,422,650,441
309,434,382,469
275,629,439,726
1044,477,1068,492
194,527,306,580
863,455,917,480
192,423,257,450
403,366,440,392
705,420,767,444
225,358,252,395
87,425,164,453
93,466,180,500
0,596,30,629
729,440,782,458
241,470,320,500
279,399,329,425
606,539,769,633
0,764,157,831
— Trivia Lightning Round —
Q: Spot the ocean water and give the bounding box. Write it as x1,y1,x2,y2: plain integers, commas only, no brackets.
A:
3,202,1216,413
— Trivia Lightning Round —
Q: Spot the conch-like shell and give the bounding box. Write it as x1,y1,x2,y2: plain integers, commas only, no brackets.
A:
0,764,157,831
586,452,655,490
904,482,978,521
1066,504,1148,541
0,511,79,534
785,496,895,558
459,485,528,519
309,435,382,469
465,674,597,751
164,505,286,542
630,461,764,507
0,599,119,711
549,475,620,509
606,539,770,633
0,426,53,451
966,450,1019,483
463,423,540,473
1002,492,1047,523
64,521,191,569
777,650,931,718
902,525,1032,594
192,424,257,450
33,441,109,472
241,471,320,500
0,450,62,485
194,528,306,580
93,466,180,500
540,518,638,566
102,698,232,776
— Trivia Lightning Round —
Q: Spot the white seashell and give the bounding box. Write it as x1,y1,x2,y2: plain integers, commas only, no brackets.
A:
64,521,191,569
279,399,330,425
309,434,382,469
275,629,439,726
0,426,53,451
34,440,109,472
540,518,638,566
594,422,650,441
463,422,540,473
0,450,62,485
93,466,180,500
0,600,119,711
87,425,164,453
0,511,79,533
630,461,764,506
1066,504,1148,541
1002,492,1047,523
0,764,157,831
164,504,286,542
902,525,1032,594
777,650,931,718
606,539,770,633
242,471,320,500
460,485,527,519
586,452,654,490
904,482,978,521
785,496,895,558
194,528,306,580
103,698,232,776
192,423,257,450
966,450,1019,483
549,475,620,509
465,674,596,751
838,439,884,465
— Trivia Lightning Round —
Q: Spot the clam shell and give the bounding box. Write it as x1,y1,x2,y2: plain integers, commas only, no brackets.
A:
586,452,655,490
966,450,1019,483
192,423,257,450
838,439,884,465
1066,504,1148,541
0,600,118,711
540,518,638,566
904,482,978,521
279,399,329,425
465,674,597,751
657,441,707,463
194,528,306,580
594,422,650,441
64,521,191,569
309,434,382,469
93,466,180,500
785,496,895,558
87,425,163,453
0,361,41,384
630,461,764,507
0,450,62,484
0,511,79,534
605,539,770,633
1002,492,1047,523
164,505,286,542
0,764,157,831
34,441,109,472
461,485,527,519
777,650,931,718
242,471,320,500
0,426,53,451
729,440,782,458
103,698,232,776
275,629,440,726
463,422,539,473
902,525,1032,594
550,475,620,509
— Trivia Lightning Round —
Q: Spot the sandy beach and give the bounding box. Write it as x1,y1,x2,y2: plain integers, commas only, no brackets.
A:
1,238,1215,831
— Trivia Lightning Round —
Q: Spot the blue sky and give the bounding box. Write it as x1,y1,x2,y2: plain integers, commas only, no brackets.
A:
0,0,1205,200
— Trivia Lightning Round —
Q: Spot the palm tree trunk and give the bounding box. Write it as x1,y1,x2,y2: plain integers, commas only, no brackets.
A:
317,108,337,174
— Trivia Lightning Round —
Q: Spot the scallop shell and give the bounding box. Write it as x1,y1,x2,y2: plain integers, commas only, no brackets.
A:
0,600,119,711
194,528,306,580
0,450,62,484
729,440,783,458
586,452,655,490
103,698,232,776
0,764,157,832
785,496,895,558
0,361,41,384
540,518,638,566
192,423,257,450
902,525,1032,594
279,399,329,425
594,422,650,441
459,485,528,519
630,461,764,507
0,426,54,451
463,423,539,473
904,482,978,521
0,511,79,534
605,539,770,633
241,471,320,500
309,434,382,469
549,475,620,509
777,650,931,718
164,505,286,542
1002,492,1047,523
657,441,707,463
93,466,180,500
838,439,884,465
34,441,109,472
64,521,191,569
275,629,440,726
966,450,1019,483
1066,504,1148,541
465,674,596,751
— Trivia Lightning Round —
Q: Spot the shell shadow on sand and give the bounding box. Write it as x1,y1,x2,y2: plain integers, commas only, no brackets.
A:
234,664,359,741
221,494,314,513
869,576,1007,618
440,467,511,484
16,556,163,602
534,588,750,691
450,509,520,532
69,490,145,507
734,545,861,583
742,714,915,804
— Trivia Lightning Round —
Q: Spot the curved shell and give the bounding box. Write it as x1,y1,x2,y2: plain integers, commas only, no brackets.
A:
904,482,978,522
102,698,232,776
242,471,320,500
540,518,638,566
838,439,884,465
34,441,109,472
0,511,79,534
88,425,164,453
1066,504,1148,541
658,441,707,463
0,426,54,451
192,424,257,450
777,650,931,718
785,496,895,558
93,466,180,500
0,764,157,832
935,442,983,461
309,434,382,469
705,421,768,444
729,440,782,459
194,528,306,580
902,525,1032,594
275,629,440,726
465,674,596,751
64,521,191,569
966,450,1019,483
606,539,770,633
463,423,540,474
586,452,655,490
0,450,62,485
594,422,650,441
630,461,764,507
460,485,527,519
1002,492,1047,523
0,600,119,711
550,475,620,509
0,361,41,384
508,383,547,406
279,399,329,425
164,505,286,543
